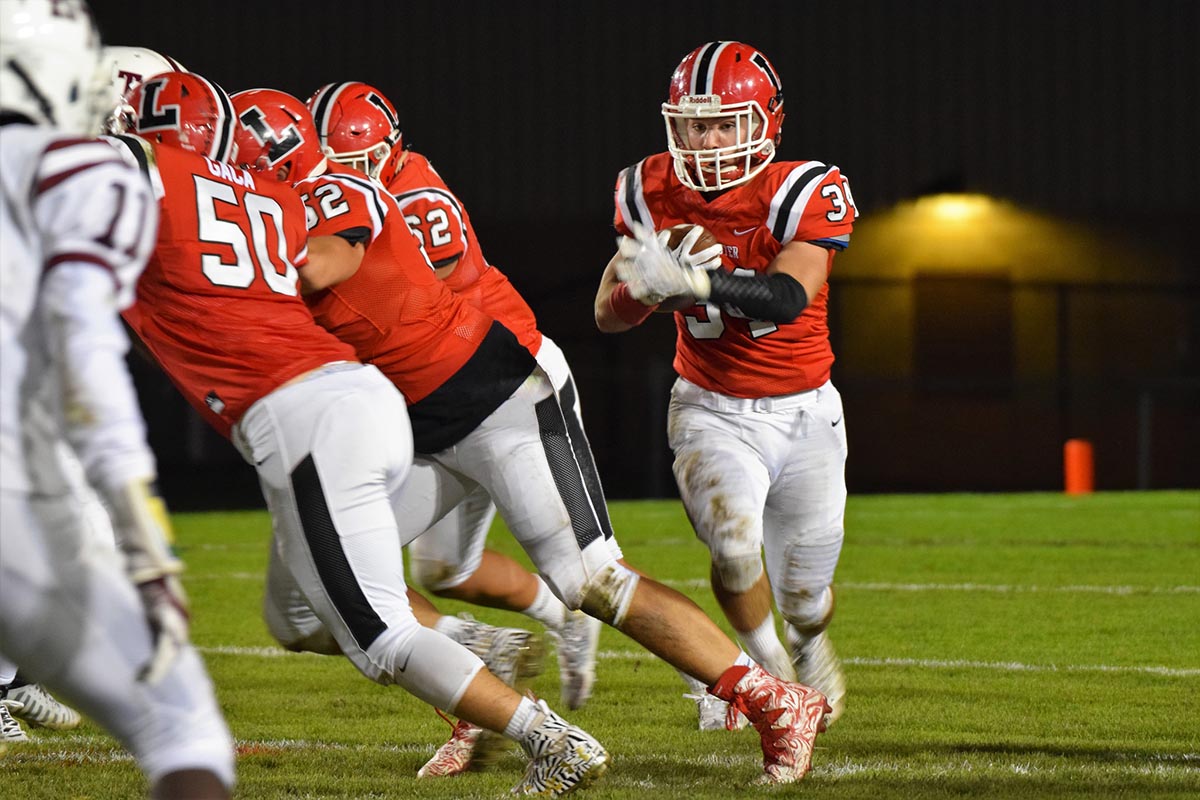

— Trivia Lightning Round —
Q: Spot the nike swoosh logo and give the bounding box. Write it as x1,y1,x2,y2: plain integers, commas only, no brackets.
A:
831,416,843,427
733,226,758,236
254,457,268,466
397,651,412,672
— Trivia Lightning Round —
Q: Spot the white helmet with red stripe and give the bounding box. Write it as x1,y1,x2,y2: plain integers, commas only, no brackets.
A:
662,41,785,191
100,46,188,135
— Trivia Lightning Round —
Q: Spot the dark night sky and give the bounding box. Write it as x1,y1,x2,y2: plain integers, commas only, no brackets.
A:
91,0,1198,223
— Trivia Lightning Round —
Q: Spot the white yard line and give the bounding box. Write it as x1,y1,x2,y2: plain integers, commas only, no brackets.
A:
839,656,1200,677
195,645,1200,677
658,578,1200,594
188,572,1200,596
836,582,1200,595
14,735,1198,781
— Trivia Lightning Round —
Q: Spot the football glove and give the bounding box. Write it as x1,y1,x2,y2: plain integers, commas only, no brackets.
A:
105,479,190,685
669,225,724,272
615,222,711,304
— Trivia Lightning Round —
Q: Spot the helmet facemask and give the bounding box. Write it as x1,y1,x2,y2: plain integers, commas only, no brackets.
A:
326,135,397,182
663,95,775,192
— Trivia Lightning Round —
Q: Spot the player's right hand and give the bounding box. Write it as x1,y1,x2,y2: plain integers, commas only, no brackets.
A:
616,222,710,303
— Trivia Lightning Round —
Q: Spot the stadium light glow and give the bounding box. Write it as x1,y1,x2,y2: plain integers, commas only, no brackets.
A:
917,193,996,222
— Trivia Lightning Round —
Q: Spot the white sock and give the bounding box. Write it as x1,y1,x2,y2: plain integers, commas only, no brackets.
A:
522,578,569,630
503,695,543,740
0,656,16,687
738,615,795,680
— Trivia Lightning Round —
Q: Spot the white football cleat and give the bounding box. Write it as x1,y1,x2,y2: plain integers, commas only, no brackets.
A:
455,614,544,690
0,699,30,742
549,609,600,710
7,683,82,730
684,692,749,731
512,699,609,796
787,627,846,728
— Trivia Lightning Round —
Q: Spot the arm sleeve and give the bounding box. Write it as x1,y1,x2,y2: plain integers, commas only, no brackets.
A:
39,263,156,492
32,152,160,490
706,270,809,323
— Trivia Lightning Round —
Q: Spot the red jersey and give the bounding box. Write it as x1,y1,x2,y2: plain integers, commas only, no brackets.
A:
386,152,542,356
294,164,535,456
613,152,857,397
116,137,356,438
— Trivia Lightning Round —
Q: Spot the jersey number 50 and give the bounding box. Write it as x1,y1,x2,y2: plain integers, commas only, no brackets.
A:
194,177,298,295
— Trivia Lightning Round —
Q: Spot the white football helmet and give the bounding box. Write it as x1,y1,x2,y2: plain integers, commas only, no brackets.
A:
100,45,188,135
0,0,108,134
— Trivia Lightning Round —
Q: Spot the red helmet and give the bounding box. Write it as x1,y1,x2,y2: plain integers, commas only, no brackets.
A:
662,41,785,191
231,88,327,184
306,81,405,186
127,71,236,163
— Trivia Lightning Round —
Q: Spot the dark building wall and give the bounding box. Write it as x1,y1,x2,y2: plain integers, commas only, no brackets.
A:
92,1,1199,504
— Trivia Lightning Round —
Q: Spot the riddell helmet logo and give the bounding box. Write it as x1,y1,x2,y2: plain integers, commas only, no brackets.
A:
679,95,722,111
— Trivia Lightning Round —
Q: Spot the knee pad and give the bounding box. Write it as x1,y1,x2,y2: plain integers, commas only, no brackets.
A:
408,553,470,594
262,596,342,655
282,629,343,656
780,585,836,634
712,551,764,595
578,562,640,626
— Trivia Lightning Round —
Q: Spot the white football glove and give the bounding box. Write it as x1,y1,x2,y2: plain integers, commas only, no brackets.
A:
670,225,724,272
615,222,711,304
135,574,190,685
105,479,191,685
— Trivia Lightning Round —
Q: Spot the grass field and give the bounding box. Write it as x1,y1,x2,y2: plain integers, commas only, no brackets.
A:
5,491,1199,799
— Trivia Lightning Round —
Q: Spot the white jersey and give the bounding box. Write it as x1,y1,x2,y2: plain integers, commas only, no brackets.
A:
0,123,159,493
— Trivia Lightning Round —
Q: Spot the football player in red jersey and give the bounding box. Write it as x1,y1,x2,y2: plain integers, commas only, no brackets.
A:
118,72,610,796
233,88,831,787
306,80,602,715
596,40,855,735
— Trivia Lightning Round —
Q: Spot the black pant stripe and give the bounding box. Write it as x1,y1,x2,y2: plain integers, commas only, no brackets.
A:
534,391,604,552
290,454,388,651
556,377,615,541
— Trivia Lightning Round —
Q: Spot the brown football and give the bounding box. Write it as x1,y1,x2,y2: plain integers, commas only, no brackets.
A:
663,223,719,255
656,224,718,312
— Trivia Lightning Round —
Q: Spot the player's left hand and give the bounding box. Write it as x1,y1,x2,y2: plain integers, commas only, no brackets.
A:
669,225,723,272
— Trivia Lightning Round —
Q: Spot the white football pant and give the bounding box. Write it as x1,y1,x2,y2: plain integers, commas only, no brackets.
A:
406,337,621,591
668,377,847,630
0,490,235,787
246,363,485,710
